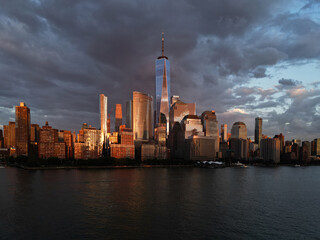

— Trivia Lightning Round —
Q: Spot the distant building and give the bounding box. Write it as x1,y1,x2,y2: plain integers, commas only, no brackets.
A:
201,111,219,157
38,122,66,159
260,138,280,163
115,104,122,132
167,122,185,159
231,122,247,140
110,127,134,159
3,122,15,149
284,140,292,153
30,124,40,144
181,115,203,139
185,135,216,161
229,138,248,160
292,139,301,147
0,130,3,148
311,138,320,156
170,95,180,106
15,102,30,156
75,125,102,159
169,98,196,130
132,91,153,140
255,117,262,146
100,94,108,147
301,141,311,162
221,124,228,142
141,142,167,161
60,130,74,159
274,133,284,153
155,32,170,131
126,100,132,129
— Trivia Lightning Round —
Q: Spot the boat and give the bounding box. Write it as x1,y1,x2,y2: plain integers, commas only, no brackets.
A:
294,164,301,167
234,161,248,168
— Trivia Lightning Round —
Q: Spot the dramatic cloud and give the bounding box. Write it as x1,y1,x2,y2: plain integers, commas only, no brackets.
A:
0,0,319,140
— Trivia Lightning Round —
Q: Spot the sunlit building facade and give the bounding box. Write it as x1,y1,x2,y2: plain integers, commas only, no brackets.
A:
231,122,247,140
201,111,219,157
155,33,170,130
15,102,30,156
3,122,15,149
100,94,108,146
115,104,122,132
132,91,153,140
169,98,196,130
221,124,228,142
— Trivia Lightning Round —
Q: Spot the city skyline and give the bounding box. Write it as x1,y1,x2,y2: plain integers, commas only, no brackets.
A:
0,1,320,140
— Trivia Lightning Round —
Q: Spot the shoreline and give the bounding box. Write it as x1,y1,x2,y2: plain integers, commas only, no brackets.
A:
12,164,195,170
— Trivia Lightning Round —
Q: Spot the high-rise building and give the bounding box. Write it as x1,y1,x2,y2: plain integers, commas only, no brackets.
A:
229,138,249,160
0,130,3,148
75,125,102,159
155,32,170,130
60,130,73,159
126,100,132,129
3,122,15,149
30,124,40,143
182,115,203,139
132,91,153,140
274,133,285,153
15,102,30,156
260,138,280,163
255,117,262,146
169,98,196,130
115,104,122,132
170,95,180,106
231,122,247,140
201,111,219,157
38,122,66,159
100,94,108,146
292,139,301,147
311,138,320,156
110,127,135,159
221,124,228,142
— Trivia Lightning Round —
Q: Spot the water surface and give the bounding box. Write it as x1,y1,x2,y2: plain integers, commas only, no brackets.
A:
0,166,319,239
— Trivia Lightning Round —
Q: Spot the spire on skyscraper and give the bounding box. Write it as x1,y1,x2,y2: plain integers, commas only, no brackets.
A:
158,32,168,60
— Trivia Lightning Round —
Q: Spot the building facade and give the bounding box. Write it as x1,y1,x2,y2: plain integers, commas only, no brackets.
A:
132,91,153,140
255,117,262,146
3,122,15,149
115,104,122,132
231,122,247,140
260,138,280,163
100,94,108,146
15,102,30,156
155,33,170,129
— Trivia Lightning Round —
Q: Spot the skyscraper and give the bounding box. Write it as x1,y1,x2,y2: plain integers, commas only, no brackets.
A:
155,32,170,130
3,122,15,149
221,124,228,142
15,102,30,156
100,94,108,145
201,111,219,156
255,117,262,146
132,91,153,140
115,104,122,132
231,122,247,140
126,100,132,129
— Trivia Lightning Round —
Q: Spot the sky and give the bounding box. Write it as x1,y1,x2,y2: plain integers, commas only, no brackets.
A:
0,0,320,141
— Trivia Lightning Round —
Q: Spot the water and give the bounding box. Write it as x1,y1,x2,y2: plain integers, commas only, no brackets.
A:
0,166,320,239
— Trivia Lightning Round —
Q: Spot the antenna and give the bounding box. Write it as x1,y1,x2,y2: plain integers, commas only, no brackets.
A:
162,32,164,56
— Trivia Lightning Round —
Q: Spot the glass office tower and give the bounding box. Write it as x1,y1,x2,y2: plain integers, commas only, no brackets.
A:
155,33,170,128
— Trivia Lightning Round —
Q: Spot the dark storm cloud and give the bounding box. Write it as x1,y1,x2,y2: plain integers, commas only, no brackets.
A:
279,78,301,86
0,0,319,139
